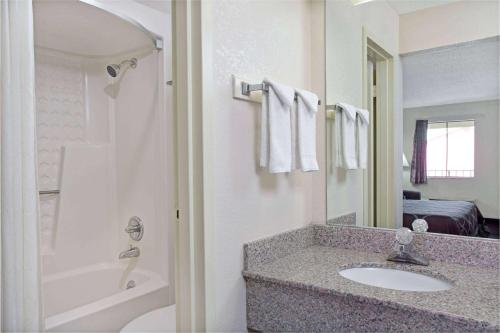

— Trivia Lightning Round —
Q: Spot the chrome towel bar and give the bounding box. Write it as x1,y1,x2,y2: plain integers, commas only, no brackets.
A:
241,81,321,106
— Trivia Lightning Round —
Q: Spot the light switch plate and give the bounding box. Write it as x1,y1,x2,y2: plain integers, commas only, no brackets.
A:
232,75,262,103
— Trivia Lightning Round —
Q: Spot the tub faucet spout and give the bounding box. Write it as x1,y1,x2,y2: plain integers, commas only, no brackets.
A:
119,245,140,259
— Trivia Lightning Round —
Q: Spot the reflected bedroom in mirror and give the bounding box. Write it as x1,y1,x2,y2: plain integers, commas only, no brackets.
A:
326,0,499,239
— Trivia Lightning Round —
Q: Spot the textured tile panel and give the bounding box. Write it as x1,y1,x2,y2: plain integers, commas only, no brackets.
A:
36,50,86,254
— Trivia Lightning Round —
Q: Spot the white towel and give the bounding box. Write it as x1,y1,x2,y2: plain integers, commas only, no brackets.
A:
260,78,295,173
356,108,370,169
295,89,319,171
335,103,358,169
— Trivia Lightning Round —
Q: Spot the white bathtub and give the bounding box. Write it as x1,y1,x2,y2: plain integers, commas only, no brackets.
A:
43,262,169,332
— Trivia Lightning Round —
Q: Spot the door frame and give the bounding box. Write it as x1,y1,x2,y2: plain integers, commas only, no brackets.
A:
172,0,207,331
362,28,396,229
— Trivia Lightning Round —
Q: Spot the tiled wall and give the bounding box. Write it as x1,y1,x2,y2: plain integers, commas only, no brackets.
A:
35,50,86,254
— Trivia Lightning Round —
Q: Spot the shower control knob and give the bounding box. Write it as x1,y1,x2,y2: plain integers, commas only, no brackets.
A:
125,216,144,241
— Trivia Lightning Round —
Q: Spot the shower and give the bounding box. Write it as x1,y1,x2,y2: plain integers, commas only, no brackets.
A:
106,57,138,77
32,0,174,331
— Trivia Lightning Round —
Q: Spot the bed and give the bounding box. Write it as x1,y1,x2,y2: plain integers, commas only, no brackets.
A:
403,199,484,237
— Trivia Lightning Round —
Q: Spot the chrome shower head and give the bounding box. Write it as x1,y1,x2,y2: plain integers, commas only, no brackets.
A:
106,64,120,77
106,58,137,78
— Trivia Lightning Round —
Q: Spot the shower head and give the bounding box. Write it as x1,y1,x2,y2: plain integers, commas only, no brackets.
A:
106,58,137,78
106,64,120,78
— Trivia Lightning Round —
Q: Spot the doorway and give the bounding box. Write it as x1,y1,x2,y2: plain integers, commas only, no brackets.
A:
363,33,396,229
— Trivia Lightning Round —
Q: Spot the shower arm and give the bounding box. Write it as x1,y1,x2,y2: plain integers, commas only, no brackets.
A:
121,58,137,68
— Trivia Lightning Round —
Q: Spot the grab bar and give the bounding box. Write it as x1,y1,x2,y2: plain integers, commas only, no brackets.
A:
39,189,60,195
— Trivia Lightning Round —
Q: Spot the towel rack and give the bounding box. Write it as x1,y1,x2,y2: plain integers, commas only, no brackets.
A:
241,81,321,106
39,189,60,195
326,104,338,120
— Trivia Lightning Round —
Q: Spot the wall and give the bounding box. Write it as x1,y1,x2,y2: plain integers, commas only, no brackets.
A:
205,0,321,330
399,0,500,54
325,0,401,224
403,100,499,218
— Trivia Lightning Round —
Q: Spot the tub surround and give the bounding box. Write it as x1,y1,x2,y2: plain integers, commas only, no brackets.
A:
243,224,500,332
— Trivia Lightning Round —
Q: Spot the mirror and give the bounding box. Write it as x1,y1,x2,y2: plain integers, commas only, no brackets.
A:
325,0,499,239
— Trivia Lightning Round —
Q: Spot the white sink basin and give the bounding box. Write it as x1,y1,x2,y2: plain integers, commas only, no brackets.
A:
339,267,452,292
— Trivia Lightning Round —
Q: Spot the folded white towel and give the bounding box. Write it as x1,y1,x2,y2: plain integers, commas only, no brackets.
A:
335,103,358,169
295,88,319,171
356,108,370,169
260,78,295,173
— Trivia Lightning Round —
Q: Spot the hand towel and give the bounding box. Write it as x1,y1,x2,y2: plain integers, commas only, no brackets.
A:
260,78,295,173
335,103,358,169
295,88,319,171
356,108,370,169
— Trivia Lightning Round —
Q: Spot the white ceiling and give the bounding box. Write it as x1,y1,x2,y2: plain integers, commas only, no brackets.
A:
134,0,171,14
386,0,462,15
402,37,499,108
34,0,154,57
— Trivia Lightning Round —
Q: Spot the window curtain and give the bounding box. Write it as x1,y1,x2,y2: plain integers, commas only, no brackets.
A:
410,120,428,185
1,0,43,331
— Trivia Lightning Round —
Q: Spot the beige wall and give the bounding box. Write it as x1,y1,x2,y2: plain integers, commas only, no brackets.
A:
325,0,402,224
204,1,324,330
400,1,500,54
403,100,500,218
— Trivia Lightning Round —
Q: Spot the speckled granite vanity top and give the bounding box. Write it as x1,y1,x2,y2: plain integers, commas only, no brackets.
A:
243,224,500,330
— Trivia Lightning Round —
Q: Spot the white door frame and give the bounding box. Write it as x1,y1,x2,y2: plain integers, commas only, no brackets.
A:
172,0,207,331
362,28,396,229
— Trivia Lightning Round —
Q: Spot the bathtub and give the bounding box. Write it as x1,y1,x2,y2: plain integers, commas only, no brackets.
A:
43,262,169,332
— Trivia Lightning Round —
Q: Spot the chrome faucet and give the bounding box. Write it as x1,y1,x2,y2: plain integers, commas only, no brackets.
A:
119,245,140,259
387,227,429,266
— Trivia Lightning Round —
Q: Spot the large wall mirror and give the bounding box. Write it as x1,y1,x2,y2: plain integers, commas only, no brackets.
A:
325,0,499,239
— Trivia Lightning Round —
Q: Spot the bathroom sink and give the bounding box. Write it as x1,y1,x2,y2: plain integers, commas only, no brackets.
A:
339,267,452,292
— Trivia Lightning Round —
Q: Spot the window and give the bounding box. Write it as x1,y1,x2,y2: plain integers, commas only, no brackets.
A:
427,120,475,178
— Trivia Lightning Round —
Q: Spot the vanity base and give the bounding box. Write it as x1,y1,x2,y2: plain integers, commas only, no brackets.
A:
246,279,493,332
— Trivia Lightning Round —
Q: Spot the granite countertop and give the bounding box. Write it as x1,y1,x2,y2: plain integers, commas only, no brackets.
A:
243,245,500,329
